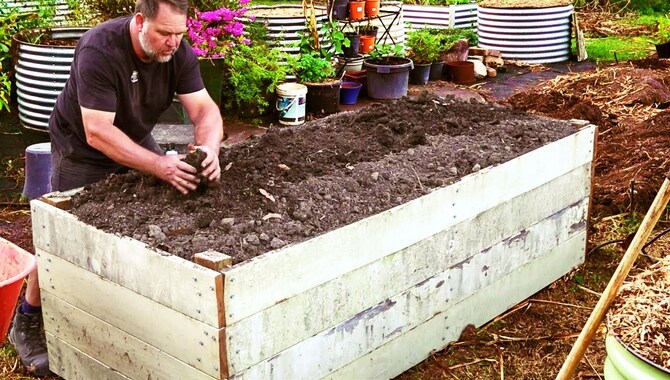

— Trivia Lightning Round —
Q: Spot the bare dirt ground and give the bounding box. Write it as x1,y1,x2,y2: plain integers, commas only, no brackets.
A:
3,55,670,379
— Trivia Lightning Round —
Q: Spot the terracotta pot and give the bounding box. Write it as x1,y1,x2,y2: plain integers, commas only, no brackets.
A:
365,0,380,17
446,61,475,85
349,1,365,20
359,35,375,54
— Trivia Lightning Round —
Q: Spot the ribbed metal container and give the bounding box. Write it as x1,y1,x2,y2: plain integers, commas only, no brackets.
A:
4,0,71,24
246,5,330,57
404,3,477,31
13,28,88,131
477,5,573,64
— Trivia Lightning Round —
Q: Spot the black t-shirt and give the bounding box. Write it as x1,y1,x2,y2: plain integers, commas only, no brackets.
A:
49,16,204,165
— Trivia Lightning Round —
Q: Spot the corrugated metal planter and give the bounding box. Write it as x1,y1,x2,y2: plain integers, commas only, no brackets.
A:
403,3,478,30
477,5,573,64
13,27,88,131
4,0,71,25
245,5,329,58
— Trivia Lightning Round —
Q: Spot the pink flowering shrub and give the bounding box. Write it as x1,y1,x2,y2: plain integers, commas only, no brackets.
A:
187,0,253,58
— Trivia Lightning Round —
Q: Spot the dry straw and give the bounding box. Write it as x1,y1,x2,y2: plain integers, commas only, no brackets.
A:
609,254,670,369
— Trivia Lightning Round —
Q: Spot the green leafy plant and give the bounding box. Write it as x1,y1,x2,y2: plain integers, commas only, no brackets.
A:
224,43,296,114
658,15,670,43
0,70,10,112
0,0,58,113
406,28,442,63
367,43,407,64
295,51,334,83
294,0,339,83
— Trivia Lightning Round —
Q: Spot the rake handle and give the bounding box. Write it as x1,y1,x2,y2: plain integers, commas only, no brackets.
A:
556,177,670,379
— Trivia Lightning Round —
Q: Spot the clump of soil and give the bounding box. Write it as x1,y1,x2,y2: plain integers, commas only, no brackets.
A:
609,255,670,370
71,94,577,264
181,148,207,174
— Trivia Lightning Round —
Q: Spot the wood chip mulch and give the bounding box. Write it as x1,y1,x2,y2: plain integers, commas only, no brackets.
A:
609,254,670,370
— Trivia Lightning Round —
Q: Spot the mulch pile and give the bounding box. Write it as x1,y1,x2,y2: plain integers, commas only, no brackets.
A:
506,58,670,218
609,254,670,370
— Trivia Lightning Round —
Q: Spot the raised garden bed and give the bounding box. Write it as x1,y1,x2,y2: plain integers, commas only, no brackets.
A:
31,95,596,379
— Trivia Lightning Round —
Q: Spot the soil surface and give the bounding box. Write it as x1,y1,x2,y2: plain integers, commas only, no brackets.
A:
71,94,576,264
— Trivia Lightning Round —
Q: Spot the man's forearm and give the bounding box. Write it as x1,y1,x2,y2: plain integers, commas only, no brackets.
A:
193,107,224,153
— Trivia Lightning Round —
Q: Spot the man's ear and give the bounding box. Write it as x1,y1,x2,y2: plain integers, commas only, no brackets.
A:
134,13,145,31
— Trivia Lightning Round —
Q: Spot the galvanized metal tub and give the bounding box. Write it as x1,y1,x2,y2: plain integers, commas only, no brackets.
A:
13,27,88,131
477,5,573,64
403,3,478,31
245,5,329,58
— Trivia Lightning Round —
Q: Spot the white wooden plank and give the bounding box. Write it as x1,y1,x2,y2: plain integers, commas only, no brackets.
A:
230,230,586,380
31,200,224,327
47,334,132,380
36,251,225,379
327,233,586,379
222,126,595,324
225,164,590,373
42,294,218,380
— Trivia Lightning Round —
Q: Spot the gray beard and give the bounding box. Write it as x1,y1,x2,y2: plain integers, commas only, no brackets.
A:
139,30,173,63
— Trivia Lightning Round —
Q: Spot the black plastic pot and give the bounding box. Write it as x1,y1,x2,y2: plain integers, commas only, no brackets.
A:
306,80,341,116
656,42,670,58
343,33,360,58
410,63,431,85
429,61,444,81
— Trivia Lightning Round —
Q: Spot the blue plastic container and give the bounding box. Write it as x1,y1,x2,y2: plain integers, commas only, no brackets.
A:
22,142,52,200
340,81,363,104
363,58,413,100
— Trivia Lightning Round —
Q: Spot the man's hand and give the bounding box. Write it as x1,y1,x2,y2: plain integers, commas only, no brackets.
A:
153,154,201,195
190,144,221,183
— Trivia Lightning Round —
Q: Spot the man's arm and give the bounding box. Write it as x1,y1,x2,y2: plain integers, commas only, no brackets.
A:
81,107,200,194
178,88,224,182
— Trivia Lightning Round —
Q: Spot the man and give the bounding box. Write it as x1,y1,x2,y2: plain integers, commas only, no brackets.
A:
9,0,223,375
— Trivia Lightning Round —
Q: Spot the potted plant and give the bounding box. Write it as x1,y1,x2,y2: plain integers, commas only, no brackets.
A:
362,44,413,100
224,42,295,118
405,28,442,85
186,4,250,109
295,7,342,116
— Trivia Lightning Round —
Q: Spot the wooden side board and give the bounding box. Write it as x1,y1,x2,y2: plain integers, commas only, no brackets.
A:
37,251,226,379
227,202,587,379
225,163,591,373
222,126,595,325
43,295,217,380
47,334,132,380
327,233,586,379
31,202,225,328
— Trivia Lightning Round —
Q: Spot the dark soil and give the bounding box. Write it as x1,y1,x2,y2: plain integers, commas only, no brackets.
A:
70,94,576,264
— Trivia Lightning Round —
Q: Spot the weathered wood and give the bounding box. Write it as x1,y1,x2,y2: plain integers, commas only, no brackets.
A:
228,210,587,379
225,163,591,373
221,126,595,325
195,250,233,271
36,250,224,379
34,187,82,210
327,233,586,380
31,201,224,327
42,294,218,380
47,334,132,380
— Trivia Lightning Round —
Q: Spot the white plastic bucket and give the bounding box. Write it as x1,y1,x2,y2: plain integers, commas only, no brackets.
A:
276,83,307,126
